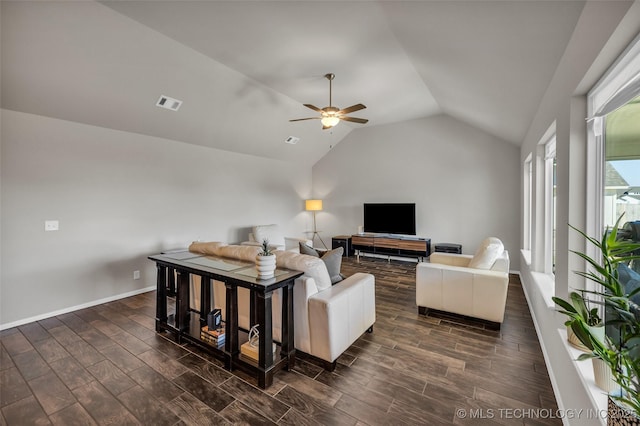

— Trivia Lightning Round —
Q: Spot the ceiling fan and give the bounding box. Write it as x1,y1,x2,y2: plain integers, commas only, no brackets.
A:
290,73,368,130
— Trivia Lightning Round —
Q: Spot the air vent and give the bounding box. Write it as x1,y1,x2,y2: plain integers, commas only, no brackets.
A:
285,136,300,145
156,95,182,111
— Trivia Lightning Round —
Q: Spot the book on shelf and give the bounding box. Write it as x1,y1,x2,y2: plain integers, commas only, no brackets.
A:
200,334,225,346
200,325,225,346
201,325,225,337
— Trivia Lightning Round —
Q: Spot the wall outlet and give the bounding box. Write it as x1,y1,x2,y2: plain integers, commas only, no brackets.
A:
133,270,141,280
45,220,59,231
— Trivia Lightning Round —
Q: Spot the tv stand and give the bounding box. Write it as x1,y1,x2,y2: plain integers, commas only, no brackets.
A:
351,234,431,262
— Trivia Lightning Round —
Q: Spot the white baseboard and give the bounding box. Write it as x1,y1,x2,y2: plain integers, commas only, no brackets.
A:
0,285,156,331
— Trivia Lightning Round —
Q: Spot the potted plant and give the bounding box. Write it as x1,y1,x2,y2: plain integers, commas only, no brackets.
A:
554,290,604,352
553,290,615,390
553,214,640,420
255,239,276,279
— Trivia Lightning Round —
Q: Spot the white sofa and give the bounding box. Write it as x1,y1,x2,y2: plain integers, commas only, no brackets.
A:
416,237,510,328
242,224,312,252
188,241,376,367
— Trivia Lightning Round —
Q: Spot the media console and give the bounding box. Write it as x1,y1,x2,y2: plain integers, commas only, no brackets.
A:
351,234,431,262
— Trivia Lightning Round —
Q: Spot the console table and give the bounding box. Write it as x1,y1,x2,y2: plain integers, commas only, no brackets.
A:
149,251,303,388
351,234,431,261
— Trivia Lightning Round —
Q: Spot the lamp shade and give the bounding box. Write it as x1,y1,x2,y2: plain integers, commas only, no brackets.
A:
305,199,323,211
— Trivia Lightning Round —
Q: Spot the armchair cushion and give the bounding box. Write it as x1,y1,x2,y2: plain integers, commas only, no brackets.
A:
468,237,504,270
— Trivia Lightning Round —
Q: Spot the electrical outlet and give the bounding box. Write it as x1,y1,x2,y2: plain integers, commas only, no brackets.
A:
45,220,59,231
133,270,141,280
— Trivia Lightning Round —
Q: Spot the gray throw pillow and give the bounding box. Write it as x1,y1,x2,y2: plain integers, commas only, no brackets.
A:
321,247,344,284
299,242,320,257
298,243,344,284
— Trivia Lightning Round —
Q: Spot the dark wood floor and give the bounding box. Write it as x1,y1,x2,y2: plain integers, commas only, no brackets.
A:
1,256,560,425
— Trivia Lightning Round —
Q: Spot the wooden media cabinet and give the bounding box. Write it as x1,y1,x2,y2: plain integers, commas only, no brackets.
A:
351,234,431,262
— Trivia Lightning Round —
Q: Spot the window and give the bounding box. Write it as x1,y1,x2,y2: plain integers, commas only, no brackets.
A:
604,95,640,230
604,96,640,277
544,137,557,275
587,33,640,287
523,153,533,252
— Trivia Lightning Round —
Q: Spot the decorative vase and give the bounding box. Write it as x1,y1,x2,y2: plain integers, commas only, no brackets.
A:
608,396,640,425
255,254,276,279
567,326,588,351
592,357,617,392
567,324,605,352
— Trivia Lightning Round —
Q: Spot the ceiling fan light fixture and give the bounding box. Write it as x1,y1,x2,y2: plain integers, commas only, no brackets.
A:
321,116,340,128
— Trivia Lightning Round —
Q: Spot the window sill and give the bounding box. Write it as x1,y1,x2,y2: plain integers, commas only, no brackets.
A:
531,271,556,309
558,328,607,425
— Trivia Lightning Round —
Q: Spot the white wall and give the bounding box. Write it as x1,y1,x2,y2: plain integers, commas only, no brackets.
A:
518,2,640,424
0,110,312,327
312,114,520,268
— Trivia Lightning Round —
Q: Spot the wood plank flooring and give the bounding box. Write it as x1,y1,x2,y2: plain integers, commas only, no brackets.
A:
0,256,560,425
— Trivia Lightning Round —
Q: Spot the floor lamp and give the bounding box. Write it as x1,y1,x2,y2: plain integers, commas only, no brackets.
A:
305,199,328,249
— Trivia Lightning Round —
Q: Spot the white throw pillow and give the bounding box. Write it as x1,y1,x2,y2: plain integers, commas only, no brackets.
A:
188,241,227,255
218,245,260,262
252,225,286,250
273,250,332,291
468,237,504,270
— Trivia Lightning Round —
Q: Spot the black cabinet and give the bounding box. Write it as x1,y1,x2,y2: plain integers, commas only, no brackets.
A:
332,235,353,257
434,243,462,254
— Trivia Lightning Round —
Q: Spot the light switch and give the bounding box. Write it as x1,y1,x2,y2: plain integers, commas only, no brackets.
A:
45,220,59,231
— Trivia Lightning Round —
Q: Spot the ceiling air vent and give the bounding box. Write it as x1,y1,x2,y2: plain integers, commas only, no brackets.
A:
156,95,182,111
285,136,300,145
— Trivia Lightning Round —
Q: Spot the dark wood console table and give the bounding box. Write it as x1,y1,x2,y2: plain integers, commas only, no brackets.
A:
149,251,303,388
351,234,431,261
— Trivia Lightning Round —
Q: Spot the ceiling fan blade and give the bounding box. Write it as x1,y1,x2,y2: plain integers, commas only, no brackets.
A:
289,117,321,122
340,116,368,124
338,103,366,115
304,104,323,113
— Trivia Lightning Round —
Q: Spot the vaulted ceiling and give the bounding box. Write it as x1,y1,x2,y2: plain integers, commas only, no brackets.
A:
2,1,589,165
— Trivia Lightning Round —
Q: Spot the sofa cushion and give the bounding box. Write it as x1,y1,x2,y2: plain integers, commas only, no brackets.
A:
274,250,332,291
468,237,504,270
253,225,286,250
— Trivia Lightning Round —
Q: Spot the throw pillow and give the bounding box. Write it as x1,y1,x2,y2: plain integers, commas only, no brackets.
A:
298,243,344,284
468,237,504,269
274,250,332,291
321,247,344,284
299,242,320,257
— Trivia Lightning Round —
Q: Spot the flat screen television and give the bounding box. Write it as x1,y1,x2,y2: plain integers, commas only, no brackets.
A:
363,203,416,235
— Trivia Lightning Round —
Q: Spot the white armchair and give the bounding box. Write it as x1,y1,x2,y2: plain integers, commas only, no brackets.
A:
416,237,510,328
242,224,312,253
